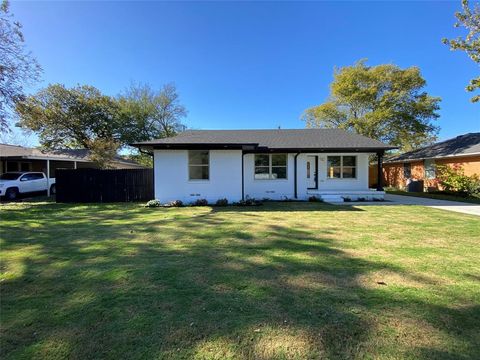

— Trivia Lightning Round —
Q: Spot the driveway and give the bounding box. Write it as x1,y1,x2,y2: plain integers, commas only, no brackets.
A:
384,194,480,216
329,194,480,216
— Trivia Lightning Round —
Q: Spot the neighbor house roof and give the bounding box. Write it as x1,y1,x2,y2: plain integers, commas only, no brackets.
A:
0,144,142,167
385,133,480,163
132,129,395,152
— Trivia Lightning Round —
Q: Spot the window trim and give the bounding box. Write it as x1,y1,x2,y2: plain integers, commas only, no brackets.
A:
188,150,210,181
326,155,357,180
254,154,288,180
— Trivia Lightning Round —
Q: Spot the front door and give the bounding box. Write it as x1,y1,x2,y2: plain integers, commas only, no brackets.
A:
306,156,317,189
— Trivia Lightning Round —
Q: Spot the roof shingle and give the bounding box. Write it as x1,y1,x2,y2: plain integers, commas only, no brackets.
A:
385,133,480,163
132,129,395,150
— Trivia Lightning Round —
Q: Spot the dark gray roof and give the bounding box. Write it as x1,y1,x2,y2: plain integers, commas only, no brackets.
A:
132,129,395,151
0,144,143,166
385,133,480,163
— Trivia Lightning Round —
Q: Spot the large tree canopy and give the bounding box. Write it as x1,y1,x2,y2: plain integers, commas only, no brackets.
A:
443,0,480,103
303,60,441,151
16,84,121,167
15,82,188,168
0,0,41,132
117,82,187,144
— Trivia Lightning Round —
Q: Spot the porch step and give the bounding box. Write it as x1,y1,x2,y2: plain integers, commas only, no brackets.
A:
320,195,344,203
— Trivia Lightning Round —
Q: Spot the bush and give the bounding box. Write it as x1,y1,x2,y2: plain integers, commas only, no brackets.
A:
215,198,228,206
193,198,208,206
384,186,400,192
357,197,366,202
145,199,161,208
166,200,183,207
235,198,262,206
308,196,322,202
342,196,352,202
437,165,480,197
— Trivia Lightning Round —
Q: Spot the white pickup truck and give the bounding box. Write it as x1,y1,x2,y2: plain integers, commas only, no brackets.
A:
0,172,56,200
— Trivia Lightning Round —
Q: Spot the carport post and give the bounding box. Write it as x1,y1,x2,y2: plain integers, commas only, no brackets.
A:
46,159,50,197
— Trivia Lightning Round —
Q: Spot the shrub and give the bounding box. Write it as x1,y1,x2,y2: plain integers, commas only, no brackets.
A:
193,198,208,206
166,200,183,207
215,198,228,206
145,199,161,208
342,196,352,202
357,197,366,202
308,196,322,202
384,186,401,192
437,165,480,197
235,198,262,206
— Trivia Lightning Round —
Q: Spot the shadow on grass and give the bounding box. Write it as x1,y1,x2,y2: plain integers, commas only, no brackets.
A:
0,202,478,359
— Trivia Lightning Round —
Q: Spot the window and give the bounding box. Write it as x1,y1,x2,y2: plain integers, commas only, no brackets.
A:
20,173,44,181
254,154,287,180
327,156,357,179
424,159,436,179
188,150,209,180
403,163,411,178
20,174,33,181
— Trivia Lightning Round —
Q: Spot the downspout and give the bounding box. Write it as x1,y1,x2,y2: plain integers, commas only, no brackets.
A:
294,153,300,199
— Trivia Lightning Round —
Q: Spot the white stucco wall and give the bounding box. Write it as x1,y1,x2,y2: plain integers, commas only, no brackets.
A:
154,150,373,203
154,149,242,203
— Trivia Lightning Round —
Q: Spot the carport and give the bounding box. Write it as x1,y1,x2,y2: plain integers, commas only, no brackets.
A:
0,144,145,196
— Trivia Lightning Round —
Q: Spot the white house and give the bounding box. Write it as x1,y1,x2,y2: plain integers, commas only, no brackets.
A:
133,129,395,203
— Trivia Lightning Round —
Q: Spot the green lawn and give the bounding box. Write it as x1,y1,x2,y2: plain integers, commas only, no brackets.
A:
1,201,479,359
387,190,480,204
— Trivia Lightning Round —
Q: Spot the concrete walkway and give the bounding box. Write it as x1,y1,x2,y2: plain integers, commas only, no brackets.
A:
329,194,480,217
384,194,480,216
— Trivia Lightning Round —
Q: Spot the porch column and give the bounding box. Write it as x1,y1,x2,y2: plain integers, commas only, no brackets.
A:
294,153,300,199
46,159,50,196
376,151,384,191
74,161,77,169
241,153,245,201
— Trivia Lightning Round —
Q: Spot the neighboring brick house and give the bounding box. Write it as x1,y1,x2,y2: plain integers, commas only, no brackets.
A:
372,133,480,191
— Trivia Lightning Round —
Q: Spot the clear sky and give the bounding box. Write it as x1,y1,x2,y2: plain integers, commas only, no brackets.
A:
8,1,480,145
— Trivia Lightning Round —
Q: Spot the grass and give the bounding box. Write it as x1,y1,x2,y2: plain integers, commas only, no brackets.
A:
387,190,480,204
1,201,479,359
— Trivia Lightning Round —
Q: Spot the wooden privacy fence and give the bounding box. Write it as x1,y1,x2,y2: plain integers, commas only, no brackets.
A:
56,168,154,203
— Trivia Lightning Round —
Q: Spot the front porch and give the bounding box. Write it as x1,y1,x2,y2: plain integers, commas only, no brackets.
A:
306,189,386,203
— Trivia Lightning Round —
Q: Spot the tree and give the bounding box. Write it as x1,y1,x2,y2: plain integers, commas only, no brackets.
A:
303,60,441,151
0,0,41,132
16,84,121,167
443,0,480,103
117,82,187,144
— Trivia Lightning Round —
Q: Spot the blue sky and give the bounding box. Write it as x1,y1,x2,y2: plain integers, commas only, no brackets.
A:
8,1,480,145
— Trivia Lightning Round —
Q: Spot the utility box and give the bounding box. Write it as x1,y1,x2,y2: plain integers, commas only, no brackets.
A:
406,179,424,192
